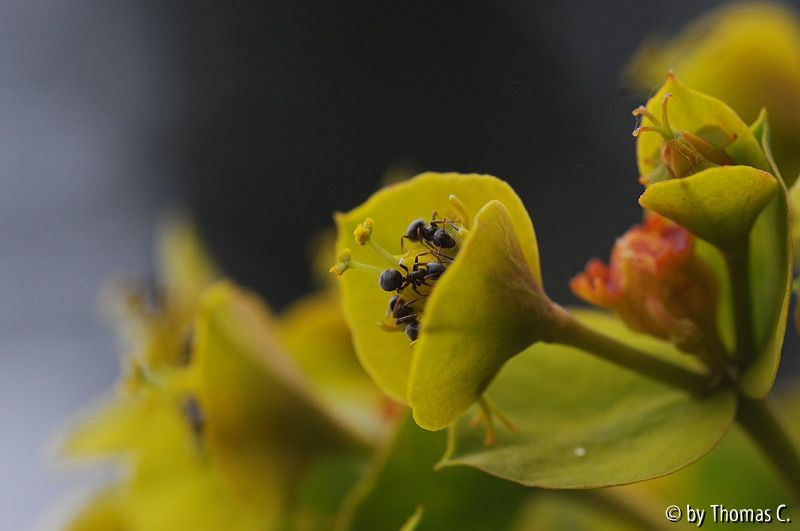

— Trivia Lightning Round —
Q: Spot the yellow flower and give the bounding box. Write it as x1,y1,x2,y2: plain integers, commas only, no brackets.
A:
634,73,778,251
627,3,800,178
333,172,567,431
62,221,387,530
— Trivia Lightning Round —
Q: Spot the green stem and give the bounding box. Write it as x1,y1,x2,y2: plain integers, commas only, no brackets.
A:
552,308,711,394
736,396,800,500
724,239,755,368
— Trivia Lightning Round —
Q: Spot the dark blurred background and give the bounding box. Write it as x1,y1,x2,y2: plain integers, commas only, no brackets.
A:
3,1,799,529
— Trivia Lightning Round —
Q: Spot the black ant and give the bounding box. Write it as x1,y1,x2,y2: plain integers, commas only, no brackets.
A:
400,214,457,252
378,259,447,294
385,295,421,341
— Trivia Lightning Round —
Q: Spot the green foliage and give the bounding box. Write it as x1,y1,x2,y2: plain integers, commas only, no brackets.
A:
441,311,736,488
337,415,531,531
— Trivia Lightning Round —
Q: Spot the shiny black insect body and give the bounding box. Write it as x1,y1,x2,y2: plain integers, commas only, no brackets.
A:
379,268,404,291
404,320,420,341
401,216,457,251
386,295,421,342
379,260,446,294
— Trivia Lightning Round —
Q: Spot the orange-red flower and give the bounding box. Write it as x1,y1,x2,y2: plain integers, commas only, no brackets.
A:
571,213,719,354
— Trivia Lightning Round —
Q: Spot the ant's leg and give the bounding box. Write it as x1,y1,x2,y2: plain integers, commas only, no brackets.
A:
412,251,431,271
421,240,454,262
404,295,427,305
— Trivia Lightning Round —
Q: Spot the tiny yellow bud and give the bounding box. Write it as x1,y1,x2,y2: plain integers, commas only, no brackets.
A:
329,263,348,276
354,218,375,245
330,248,352,276
336,249,352,262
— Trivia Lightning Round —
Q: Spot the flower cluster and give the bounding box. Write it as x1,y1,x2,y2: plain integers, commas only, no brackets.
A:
53,5,800,528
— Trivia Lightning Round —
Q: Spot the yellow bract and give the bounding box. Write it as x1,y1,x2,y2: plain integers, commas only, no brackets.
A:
408,201,555,430
66,489,131,531
635,73,769,183
640,165,779,251
334,173,552,429
628,3,800,178
278,289,391,441
193,282,367,510
62,220,386,530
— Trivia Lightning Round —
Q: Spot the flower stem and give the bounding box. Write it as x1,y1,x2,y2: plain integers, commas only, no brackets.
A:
553,308,711,394
736,396,800,499
724,239,755,368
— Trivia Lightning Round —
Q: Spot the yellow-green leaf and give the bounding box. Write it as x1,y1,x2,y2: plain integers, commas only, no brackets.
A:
738,118,792,398
441,310,736,488
278,289,391,443
66,489,131,531
125,465,268,531
408,200,555,430
194,282,365,511
639,165,779,250
156,216,219,309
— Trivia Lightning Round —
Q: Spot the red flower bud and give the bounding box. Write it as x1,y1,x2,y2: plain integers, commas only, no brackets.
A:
571,213,719,354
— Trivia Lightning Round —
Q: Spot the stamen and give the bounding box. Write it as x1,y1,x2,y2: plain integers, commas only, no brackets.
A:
478,396,496,446
330,248,385,276
353,218,375,245
631,105,662,126
484,396,517,432
631,93,677,140
448,194,472,229
469,396,515,447
661,93,673,131
354,218,401,267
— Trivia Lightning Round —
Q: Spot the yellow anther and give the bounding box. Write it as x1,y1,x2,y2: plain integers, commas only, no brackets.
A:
354,218,375,245
352,218,399,267
329,263,349,276
330,248,353,276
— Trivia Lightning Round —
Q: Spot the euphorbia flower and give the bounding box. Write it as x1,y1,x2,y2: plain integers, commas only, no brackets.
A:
634,73,778,251
62,222,387,530
333,172,567,431
627,3,800,179
571,213,723,366
634,76,792,400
